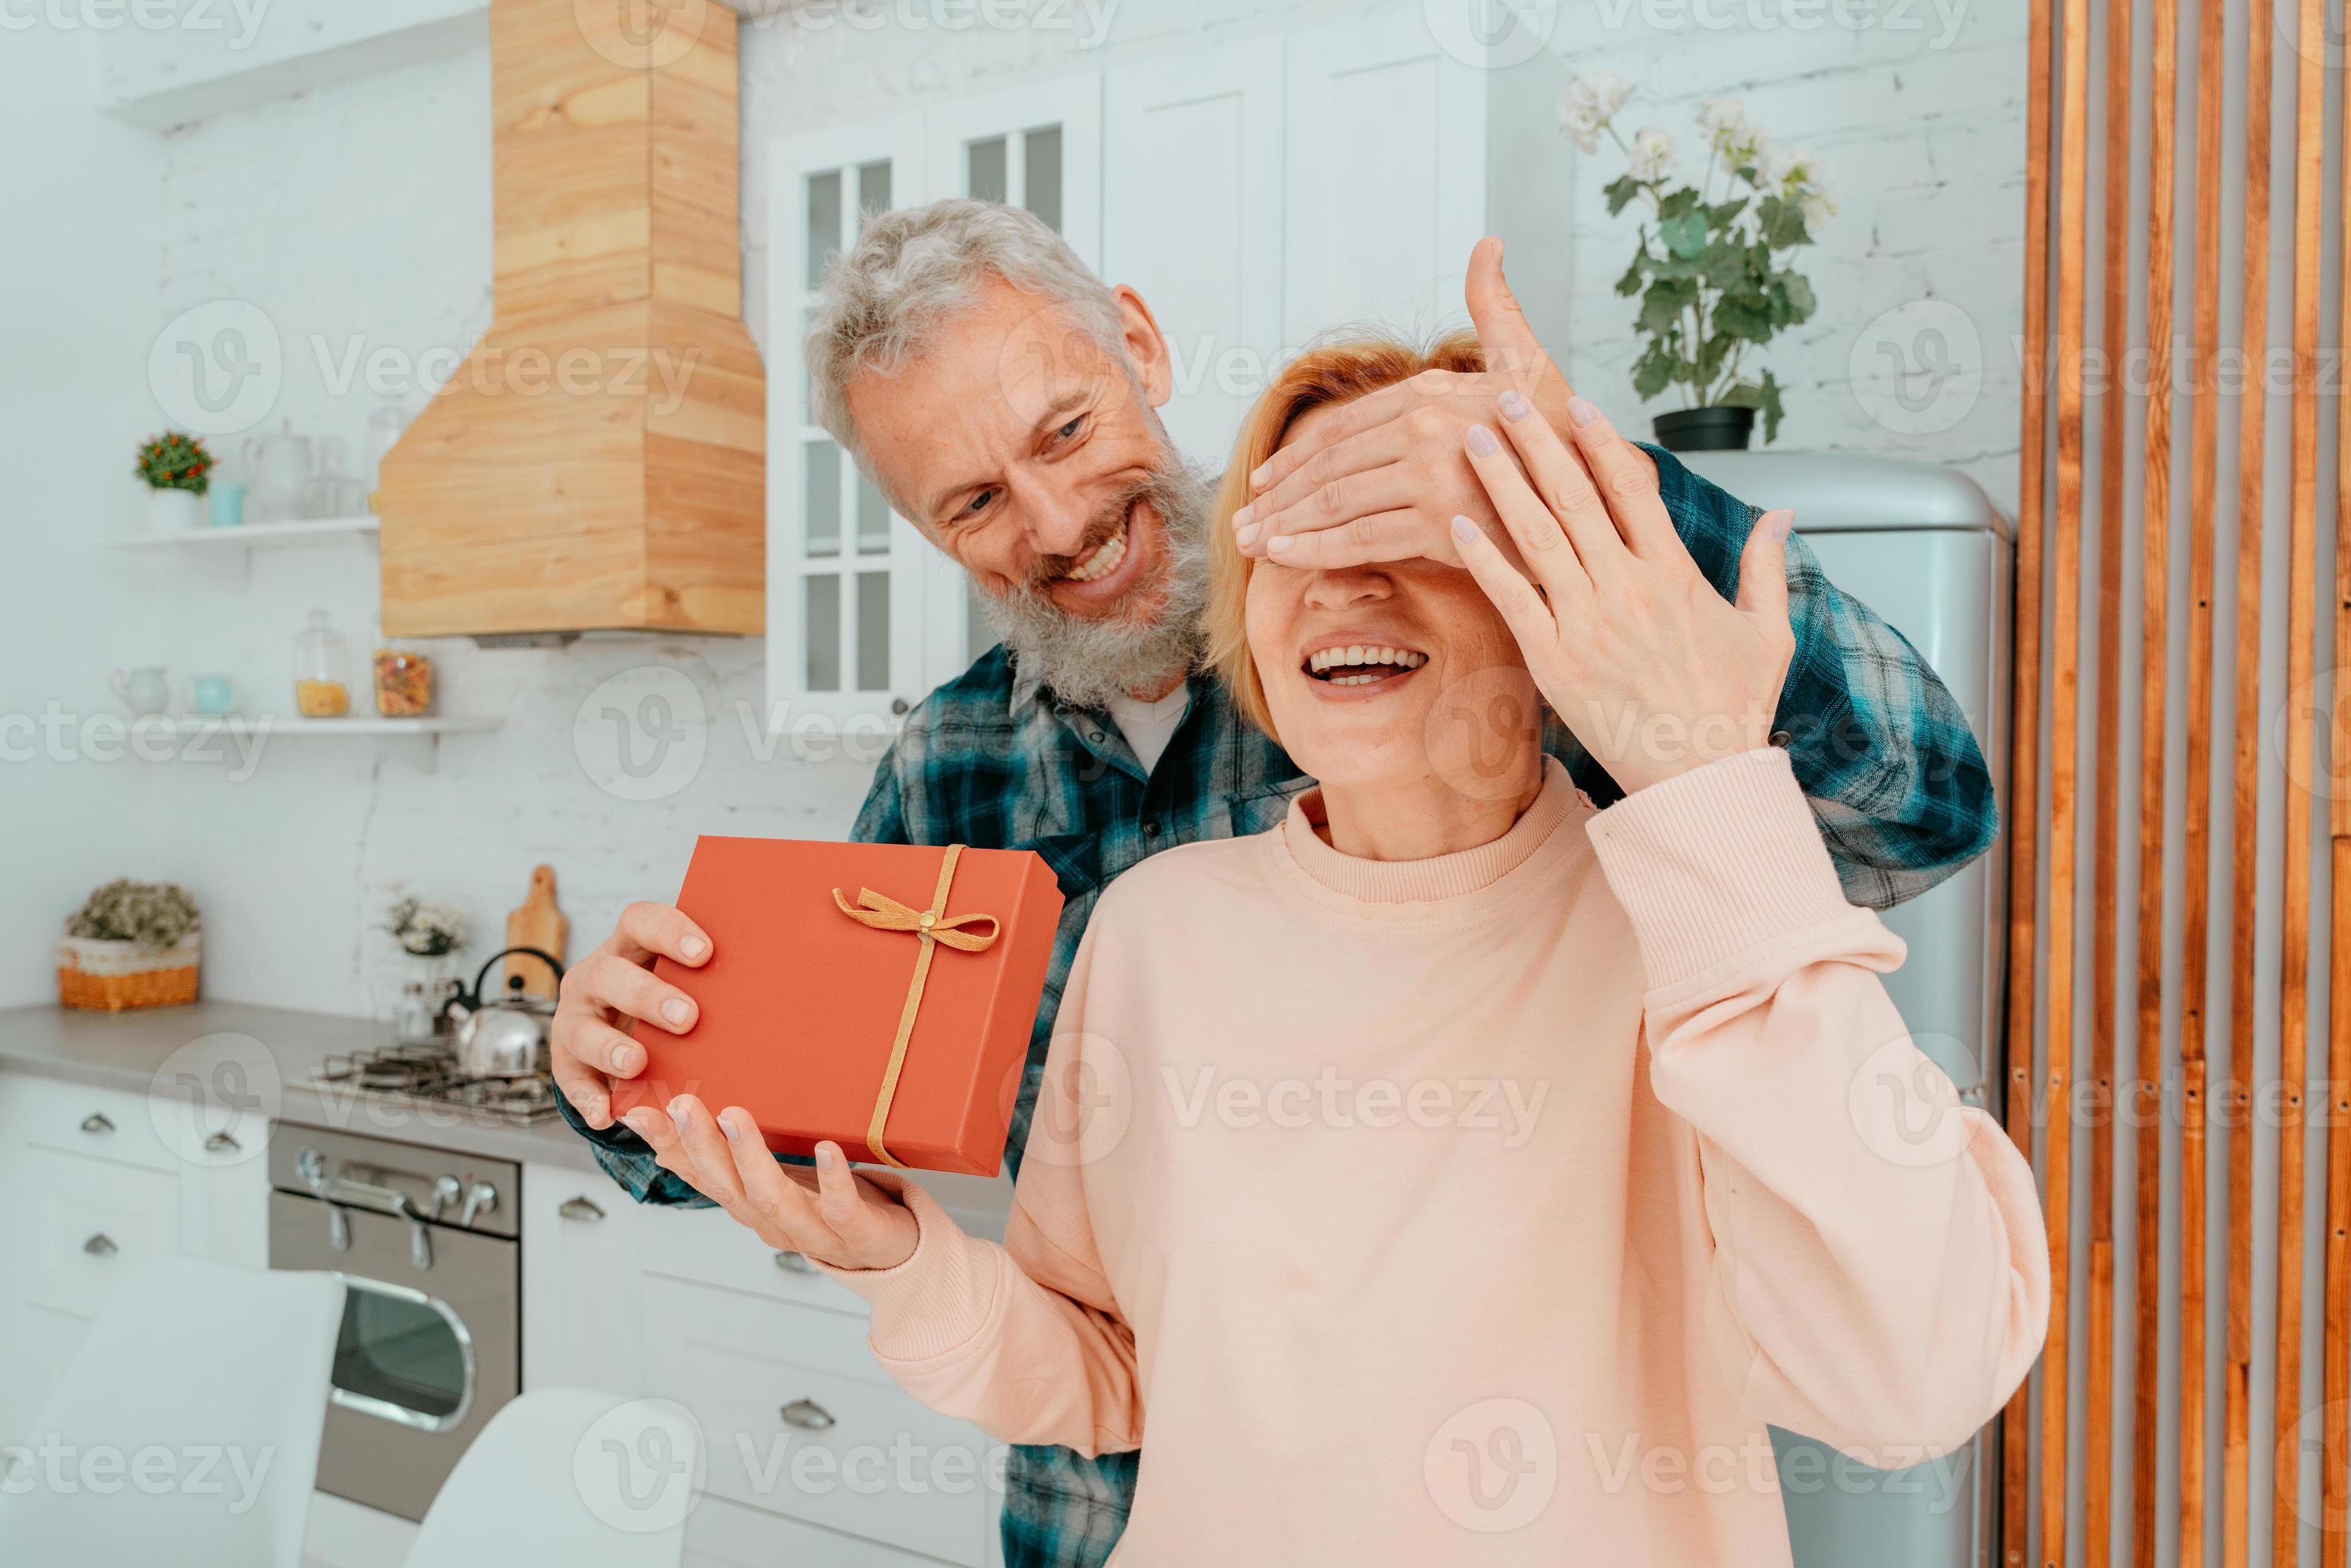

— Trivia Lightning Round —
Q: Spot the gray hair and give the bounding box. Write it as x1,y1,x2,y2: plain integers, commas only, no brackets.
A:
802,199,1127,475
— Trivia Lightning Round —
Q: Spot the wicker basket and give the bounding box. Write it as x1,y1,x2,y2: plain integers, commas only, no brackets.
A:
57,934,200,1011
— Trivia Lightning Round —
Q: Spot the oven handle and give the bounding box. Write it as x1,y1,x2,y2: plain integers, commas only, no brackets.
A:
323,1271,478,1435
310,1174,434,1270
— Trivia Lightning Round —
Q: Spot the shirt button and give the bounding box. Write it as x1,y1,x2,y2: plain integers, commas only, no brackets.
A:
1088,731,1105,744
1143,821,1161,838
1769,730,1793,749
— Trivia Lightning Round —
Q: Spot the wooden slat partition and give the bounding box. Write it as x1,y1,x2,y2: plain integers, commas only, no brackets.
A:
2013,0,2345,1562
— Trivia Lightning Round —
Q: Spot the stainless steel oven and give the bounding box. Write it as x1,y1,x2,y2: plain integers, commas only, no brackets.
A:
267,1123,520,1522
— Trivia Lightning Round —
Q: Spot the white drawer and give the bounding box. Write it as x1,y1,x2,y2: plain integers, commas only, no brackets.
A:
8,1076,178,1174
20,1146,181,1318
687,1493,961,1566
641,1203,866,1315
642,1277,997,1567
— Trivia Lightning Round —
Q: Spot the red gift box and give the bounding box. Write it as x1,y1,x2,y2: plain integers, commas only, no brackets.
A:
611,838,1063,1177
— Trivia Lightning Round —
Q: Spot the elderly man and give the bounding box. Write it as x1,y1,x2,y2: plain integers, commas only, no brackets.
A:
552,198,1996,1567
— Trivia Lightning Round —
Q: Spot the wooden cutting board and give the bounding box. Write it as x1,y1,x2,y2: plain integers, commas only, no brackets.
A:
503,865,566,999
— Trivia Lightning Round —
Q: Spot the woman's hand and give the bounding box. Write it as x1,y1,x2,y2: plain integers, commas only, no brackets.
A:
1449,390,1797,796
619,1095,920,1272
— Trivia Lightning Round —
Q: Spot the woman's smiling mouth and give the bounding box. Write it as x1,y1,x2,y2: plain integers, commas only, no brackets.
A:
1300,639,1429,695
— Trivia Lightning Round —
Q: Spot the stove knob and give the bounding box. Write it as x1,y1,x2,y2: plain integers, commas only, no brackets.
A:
460,1182,498,1227
431,1175,462,1221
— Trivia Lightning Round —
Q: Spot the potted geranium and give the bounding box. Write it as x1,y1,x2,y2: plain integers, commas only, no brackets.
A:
1561,79,1833,450
58,879,202,1011
134,430,214,532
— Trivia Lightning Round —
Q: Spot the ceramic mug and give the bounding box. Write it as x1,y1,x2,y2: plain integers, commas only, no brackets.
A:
190,675,235,715
208,482,246,528
110,666,170,718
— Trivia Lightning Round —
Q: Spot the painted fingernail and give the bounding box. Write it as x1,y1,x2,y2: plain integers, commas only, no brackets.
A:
1235,522,1260,548
1769,508,1796,542
1498,390,1533,422
668,1099,691,1134
662,998,691,1026
1466,425,1500,456
614,1043,643,1075
717,1113,742,1142
1231,502,1254,530
1249,460,1272,489
1265,534,1293,554
1567,396,1600,428
1450,514,1479,544
622,1108,661,1138
680,934,708,960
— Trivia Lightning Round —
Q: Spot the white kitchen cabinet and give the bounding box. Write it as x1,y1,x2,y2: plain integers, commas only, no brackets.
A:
519,1161,647,1396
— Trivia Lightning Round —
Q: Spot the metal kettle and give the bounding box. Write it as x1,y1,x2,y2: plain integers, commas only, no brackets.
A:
443,946,566,1080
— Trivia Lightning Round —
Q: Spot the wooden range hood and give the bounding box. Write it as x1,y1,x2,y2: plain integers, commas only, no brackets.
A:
376,0,763,639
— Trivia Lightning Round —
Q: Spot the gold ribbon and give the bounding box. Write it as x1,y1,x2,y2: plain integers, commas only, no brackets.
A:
831,843,1001,1167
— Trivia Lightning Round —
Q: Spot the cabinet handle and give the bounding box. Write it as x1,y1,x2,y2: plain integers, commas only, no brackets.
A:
559,1196,606,1223
83,1233,118,1257
773,1250,818,1275
204,1130,241,1154
779,1398,835,1431
80,1113,114,1135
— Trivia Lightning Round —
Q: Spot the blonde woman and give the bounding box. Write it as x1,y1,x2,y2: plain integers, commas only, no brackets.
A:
647,336,2049,1563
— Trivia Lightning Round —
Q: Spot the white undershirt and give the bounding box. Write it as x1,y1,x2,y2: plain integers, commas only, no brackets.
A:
1102,685,1191,774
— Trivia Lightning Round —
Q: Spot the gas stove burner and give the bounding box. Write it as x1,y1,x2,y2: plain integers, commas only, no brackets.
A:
299,1042,562,1124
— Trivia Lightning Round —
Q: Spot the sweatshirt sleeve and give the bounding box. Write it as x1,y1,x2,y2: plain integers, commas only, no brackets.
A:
811,943,1143,1457
1585,746,2049,1467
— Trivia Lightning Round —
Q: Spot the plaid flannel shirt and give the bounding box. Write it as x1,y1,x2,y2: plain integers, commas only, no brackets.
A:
557,445,1997,1568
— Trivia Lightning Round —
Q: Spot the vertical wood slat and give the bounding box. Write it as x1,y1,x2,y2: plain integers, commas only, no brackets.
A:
2325,2,2351,1547
2132,0,2179,1558
2224,0,2274,1557
2045,2,2093,1562
2273,0,2325,1559
2180,0,2228,1559
2007,0,2058,1556
2088,0,2135,1548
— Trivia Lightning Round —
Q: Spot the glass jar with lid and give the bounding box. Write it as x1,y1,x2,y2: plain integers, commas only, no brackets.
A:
292,609,350,718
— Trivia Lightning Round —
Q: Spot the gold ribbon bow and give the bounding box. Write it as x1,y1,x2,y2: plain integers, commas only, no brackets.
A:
831,843,1001,1166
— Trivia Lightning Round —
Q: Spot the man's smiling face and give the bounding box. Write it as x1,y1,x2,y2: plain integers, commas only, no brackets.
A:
848,276,1183,626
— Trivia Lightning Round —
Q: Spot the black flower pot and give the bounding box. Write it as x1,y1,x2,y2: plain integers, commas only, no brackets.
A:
1651,405,1756,453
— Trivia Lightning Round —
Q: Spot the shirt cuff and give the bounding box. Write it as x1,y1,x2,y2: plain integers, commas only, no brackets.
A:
811,1172,1002,1364
1585,746,1855,992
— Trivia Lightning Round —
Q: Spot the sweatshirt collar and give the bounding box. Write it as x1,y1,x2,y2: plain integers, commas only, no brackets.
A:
1278,758,1579,905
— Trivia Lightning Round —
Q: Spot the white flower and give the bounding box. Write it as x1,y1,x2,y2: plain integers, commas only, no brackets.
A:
1801,190,1838,230
1765,146,1822,190
1697,98,1746,138
1629,127,1678,182
1558,72,1635,154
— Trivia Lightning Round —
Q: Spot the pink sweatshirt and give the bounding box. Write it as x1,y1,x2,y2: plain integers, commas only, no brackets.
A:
824,750,2049,1563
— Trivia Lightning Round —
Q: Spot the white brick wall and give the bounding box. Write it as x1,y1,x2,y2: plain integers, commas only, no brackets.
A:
57,0,2024,1020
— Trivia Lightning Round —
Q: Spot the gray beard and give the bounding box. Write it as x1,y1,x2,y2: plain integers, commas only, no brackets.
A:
974,456,1215,714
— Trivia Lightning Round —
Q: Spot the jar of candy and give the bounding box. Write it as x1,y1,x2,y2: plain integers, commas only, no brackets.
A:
374,645,434,717
292,609,350,718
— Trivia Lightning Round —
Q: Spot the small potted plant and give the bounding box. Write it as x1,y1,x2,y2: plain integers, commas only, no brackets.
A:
386,895,467,962
58,879,202,1011
1561,79,1833,450
134,431,214,533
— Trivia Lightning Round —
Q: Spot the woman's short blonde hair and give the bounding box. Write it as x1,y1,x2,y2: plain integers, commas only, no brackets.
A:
1205,330,1486,738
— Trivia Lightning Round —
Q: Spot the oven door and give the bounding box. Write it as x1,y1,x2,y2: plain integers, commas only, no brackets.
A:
268,1190,519,1522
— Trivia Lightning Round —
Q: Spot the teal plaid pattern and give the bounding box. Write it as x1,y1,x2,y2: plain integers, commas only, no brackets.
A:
556,446,1997,1568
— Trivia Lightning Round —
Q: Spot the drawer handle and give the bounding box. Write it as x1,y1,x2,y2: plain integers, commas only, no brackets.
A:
773,1250,818,1275
779,1398,835,1432
84,1233,118,1257
204,1130,241,1154
81,1113,115,1135
559,1196,606,1222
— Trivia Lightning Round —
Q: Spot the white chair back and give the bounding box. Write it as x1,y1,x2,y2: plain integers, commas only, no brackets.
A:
0,1254,344,1568
402,1388,698,1568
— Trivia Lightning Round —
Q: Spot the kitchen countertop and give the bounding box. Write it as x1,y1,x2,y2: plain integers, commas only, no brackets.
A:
0,999,610,1174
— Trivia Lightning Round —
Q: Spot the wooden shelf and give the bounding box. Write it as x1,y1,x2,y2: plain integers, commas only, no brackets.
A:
163,714,498,736
110,515,380,550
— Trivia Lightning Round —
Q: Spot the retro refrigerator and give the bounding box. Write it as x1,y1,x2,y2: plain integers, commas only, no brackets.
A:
1679,451,2015,1568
